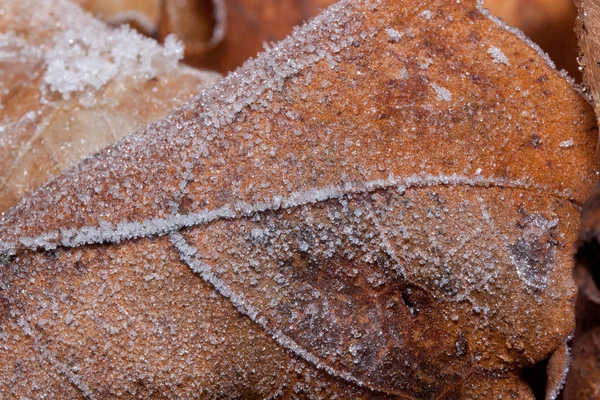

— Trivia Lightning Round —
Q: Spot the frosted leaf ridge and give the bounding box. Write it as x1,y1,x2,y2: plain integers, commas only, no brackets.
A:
0,174,576,256
169,0,380,132
0,0,585,260
479,0,585,94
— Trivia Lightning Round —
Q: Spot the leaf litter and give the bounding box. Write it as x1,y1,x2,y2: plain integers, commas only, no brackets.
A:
0,0,599,398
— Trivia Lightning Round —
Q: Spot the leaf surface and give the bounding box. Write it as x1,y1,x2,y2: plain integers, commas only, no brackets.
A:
1,0,598,398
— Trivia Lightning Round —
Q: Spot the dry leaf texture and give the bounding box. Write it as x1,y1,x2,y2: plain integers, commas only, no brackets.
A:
82,0,579,78
0,0,220,214
0,0,598,398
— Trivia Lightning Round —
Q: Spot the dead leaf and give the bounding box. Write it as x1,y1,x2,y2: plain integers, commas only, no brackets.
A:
82,0,579,78
158,0,225,56
545,342,570,400
0,0,598,398
0,0,220,214
561,1,600,398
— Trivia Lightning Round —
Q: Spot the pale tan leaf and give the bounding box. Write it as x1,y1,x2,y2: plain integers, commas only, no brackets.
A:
0,0,220,215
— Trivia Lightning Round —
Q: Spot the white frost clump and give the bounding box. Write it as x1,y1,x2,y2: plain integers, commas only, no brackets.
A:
559,139,574,148
43,25,183,102
419,10,433,20
487,45,510,66
385,28,401,43
431,83,452,102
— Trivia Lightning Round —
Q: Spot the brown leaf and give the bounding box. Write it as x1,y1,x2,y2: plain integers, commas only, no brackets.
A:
545,342,570,400
0,0,220,215
562,1,600,398
83,0,578,77
1,0,597,398
158,0,224,56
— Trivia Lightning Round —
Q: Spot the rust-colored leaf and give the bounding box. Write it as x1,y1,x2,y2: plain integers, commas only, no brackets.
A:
562,1,600,398
1,0,598,398
0,0,220,215
82,0,579,77
545,342,570,400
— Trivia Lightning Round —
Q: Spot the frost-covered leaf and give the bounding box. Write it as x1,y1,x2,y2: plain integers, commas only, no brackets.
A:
563,1,600,398
545,342,570,400
0,0,220,214
0,0,598,398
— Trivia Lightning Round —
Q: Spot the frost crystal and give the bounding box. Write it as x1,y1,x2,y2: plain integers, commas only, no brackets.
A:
487,45,510,66
431,83,452,102
419,10,433,20
385,27,401,43
0,0,594,396
559,139,574,148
